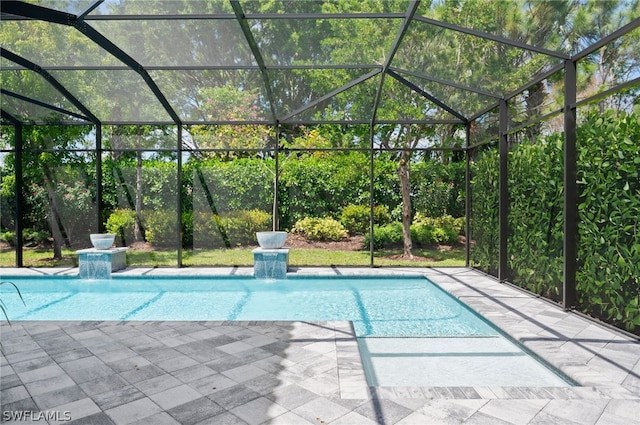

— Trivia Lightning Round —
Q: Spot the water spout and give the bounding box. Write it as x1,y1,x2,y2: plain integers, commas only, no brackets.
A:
262,253,278,281
253,248,290,280
82,252,112,279
76,247,128,279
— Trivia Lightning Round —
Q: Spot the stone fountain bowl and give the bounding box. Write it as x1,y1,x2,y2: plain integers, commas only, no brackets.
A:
90,233,116,250
256,231,288,249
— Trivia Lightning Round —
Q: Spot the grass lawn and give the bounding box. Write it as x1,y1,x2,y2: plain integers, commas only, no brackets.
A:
0,246,466,268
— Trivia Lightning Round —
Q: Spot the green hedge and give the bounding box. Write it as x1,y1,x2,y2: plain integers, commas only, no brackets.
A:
279,152,374,228
184,159,273,215
508,134,564,300
577,110,640,331
144,209,178,247
471,109,640,332
469,148,499,276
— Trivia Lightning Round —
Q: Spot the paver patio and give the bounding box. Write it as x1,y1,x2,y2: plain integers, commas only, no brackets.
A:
1,267,639,424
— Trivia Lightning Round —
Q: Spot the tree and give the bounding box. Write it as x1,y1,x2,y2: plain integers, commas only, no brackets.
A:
104,125,177,243
571,0,640,112
5,125,92,258
187,85,274,158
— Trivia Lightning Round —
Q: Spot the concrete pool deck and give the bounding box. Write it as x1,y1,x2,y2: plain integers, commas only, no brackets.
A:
1,267,639,424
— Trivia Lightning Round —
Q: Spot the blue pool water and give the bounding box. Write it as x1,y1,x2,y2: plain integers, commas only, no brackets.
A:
0,276,498,337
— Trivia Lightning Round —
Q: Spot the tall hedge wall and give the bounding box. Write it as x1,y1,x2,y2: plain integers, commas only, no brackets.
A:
471,109,640,332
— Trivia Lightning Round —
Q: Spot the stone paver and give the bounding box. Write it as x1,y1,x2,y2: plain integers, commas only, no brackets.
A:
1,267,639,424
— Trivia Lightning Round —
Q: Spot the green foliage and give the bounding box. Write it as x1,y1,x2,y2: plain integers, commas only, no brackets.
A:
23,229,50,246
192,209,271,249
470,110,640,332
279,152,372,228
507,134,564,300
454,217,466,236
340,204,391,235
192,212,224,248
106,209,137,247
411,213,462,246
0,231,13,245
144,210,178,248
415,180,457,217
364,222,403,249
292,217,348,241
576,110,640,331
410,221,435,247
185,158,273,215
0,126,95,248
372,154,403,215
181,210,193,248
469,148,500,275
142,161,179,211
0,229,51,247
412,160,465,218
222,209,272,246
16,166,96,248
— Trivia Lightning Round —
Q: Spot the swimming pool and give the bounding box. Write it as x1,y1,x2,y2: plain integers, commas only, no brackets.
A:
0,273,573,387
0,275,496,338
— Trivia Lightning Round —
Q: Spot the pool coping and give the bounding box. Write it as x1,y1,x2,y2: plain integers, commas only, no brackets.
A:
2,266,639,424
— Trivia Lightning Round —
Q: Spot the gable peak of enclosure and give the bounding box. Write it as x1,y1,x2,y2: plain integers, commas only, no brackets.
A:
2,0,639,126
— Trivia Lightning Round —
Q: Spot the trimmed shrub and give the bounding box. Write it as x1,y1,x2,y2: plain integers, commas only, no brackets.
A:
340,204,391,235
26,229,50,245
363,222,403,249
292,217,348,241
507,134,564,300
470,109,640,333
106,208,137,246
222,209,272,246
144,209,178,248
411,213,460,246
0,231,14,246
454,217,465,236
0,229,49,247
192,209,271,248
192,212,226,248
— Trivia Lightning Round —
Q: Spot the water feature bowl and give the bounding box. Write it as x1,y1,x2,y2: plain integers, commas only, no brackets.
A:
90,233,116,250
256,231,288,249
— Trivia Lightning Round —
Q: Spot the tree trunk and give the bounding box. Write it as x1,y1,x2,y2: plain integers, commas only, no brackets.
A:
43,174,64,260
398,151,413,259
48,188,63,260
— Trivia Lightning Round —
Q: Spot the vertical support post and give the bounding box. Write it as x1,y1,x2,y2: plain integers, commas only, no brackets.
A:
369,124,375,267
274,124,280,231
177,124,183,267
563,59,578,309
14,124,23,267
498,99,509,281
465,123,471,267
96,124,103,233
